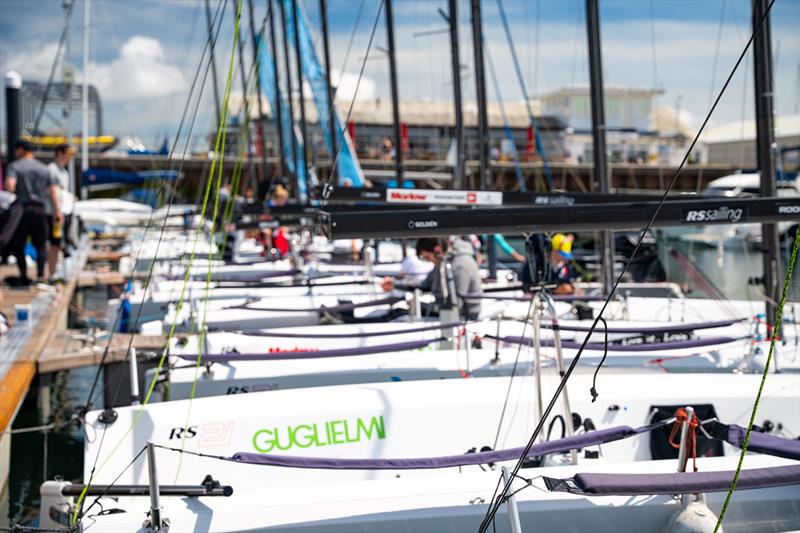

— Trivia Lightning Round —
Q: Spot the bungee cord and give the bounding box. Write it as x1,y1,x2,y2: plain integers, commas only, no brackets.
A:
477,2,777,530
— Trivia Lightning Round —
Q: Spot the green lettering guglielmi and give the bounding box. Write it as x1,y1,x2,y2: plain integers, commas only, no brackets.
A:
252,415,386,453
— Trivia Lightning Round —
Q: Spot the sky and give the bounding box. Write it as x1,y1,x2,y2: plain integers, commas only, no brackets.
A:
0,0,798,149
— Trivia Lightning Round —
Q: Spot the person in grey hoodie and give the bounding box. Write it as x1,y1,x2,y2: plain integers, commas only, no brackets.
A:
382,237,482,319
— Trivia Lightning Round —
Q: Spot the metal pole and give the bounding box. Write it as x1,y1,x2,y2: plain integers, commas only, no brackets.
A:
544,293,577,464
248,0,270,196
470,0,496,277
531,294,544,442
279,0,299,196
500,466,523,533
205,0,222,128
676,405,695,473
129,348,140,405
320,0,337,184
586,0,614,295
752,0,781,343
80,0,90,199
146,442,162,529
448,0,465,189
267,0,286,178
64,2,76,194
291,0,310,189
385,0,403,182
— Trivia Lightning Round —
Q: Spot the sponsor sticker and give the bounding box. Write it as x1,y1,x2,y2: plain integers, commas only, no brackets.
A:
682,206,747,223
387,188,502,206
407,219,439,230
778,204,800,215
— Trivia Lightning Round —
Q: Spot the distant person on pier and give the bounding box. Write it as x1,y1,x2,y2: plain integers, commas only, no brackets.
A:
549,233,576,295
382,237,482,320
4,140,62,285
46,144,76,281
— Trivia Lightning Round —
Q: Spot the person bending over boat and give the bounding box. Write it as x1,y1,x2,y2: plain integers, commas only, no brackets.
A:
382,237,482,320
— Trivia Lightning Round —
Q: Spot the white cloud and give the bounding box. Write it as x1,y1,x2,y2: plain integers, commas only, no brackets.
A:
331,69,377,102
88,36,188,101
5,42,60,81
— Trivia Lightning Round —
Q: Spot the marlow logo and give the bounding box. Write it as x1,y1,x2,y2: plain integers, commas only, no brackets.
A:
252,415,386,453
683,206,745,223
778,205,800,215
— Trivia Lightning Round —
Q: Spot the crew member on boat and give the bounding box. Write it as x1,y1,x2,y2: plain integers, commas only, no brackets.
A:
382,237,482,319
550,233,576,295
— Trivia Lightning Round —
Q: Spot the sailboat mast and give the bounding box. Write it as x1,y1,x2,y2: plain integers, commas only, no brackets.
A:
470,0,496,277
234,0,255,194
267,0,287,179
585,0,615,295
80,0,90,199
247,0,270,194
448,0,465,190
320,0,337,185
385,0,403,182
752,0,781,340
278,0,299,195
291,0,309,188
205,0,222,128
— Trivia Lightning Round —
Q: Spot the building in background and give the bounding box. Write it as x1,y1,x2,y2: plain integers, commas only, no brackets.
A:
538,85,692,165
700,115,800,173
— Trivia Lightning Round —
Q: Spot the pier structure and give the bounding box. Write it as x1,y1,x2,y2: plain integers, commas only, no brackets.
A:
0,235,166,494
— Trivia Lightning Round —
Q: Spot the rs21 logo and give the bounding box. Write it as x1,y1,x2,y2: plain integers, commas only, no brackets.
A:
167,422,234,448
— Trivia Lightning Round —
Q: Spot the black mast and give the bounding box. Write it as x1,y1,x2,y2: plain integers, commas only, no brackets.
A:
385,0,403,182
752,0,781,340
586,0,615,295
448,0,465,189
470,0,496,277
278,0,299,196
247,0,270,195
234,0,255,194
320,0,337,184
205,0,222,128
267,0,286,180
291,0,309,189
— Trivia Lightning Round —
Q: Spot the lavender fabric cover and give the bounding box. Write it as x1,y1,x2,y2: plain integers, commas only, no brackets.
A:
461,293,606,302
237,321,465,339
496,335,746,352
231,425,639,470
228,295,402,313
726,424,800,461
539,318,746,334
175,337,439,362
545,465,800,496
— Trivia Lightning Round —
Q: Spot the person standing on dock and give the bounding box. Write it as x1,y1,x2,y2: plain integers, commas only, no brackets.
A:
46,144,76,282
3,140,62,285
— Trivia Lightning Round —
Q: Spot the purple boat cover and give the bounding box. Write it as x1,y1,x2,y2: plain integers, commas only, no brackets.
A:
228,295,403,313
231,425,642,470
495,335,746,352
726,424,800,461
539,318,746,334
175,337,439,362
237,321,465,339
544,464,800,496
461,293,606,302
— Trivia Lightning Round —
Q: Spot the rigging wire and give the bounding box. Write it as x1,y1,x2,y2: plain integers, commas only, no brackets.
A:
494,0,554,192
320,0,385,203
32,0,76,134
477,2,777,530
72,1,234,523
82,0,228,413
714,226,799,531
484,38,526,192
334,0,367,100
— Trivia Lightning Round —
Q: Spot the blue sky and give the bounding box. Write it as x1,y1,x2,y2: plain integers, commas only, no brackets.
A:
1,0,798,147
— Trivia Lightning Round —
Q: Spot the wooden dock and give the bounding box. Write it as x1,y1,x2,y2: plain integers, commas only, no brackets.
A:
38,331,167,373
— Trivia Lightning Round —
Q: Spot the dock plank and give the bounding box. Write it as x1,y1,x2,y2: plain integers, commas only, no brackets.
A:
38,332,168,373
